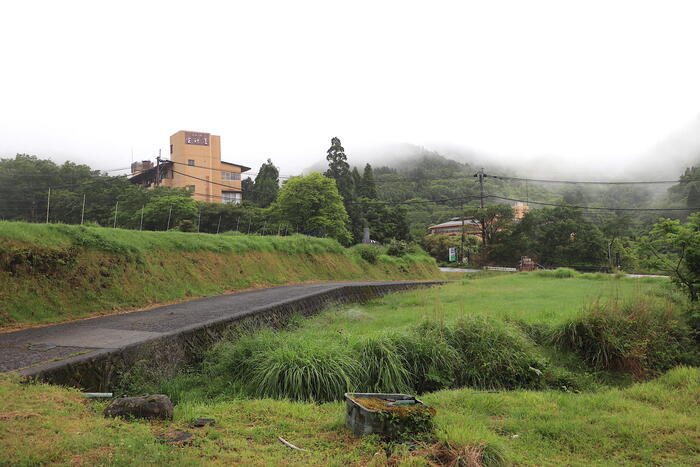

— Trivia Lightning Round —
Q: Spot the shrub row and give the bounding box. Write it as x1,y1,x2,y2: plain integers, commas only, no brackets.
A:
203,316,550,402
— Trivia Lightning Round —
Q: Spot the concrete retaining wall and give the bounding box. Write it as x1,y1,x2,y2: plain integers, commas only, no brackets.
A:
22,282,441,391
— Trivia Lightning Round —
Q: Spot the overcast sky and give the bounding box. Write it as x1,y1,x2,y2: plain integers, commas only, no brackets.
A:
2,0,700,177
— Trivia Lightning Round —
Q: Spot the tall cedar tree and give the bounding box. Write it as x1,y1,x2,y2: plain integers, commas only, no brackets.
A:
325,137,365,241
351,167,362,195
241,177,255,200
324,137,354,201
359,163,377,198
251,159,279,207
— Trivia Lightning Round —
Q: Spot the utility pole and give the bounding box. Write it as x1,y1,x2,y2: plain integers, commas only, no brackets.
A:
166,205,173,230
139,205,145,231
45,188,51,224
216,215,222,234
80,194,86,225
476,168,486,246
460,197,465,264
155,150,161,186
113,201,119,228
197,208,201,233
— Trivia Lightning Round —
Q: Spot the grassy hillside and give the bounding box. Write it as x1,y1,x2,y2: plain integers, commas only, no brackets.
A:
0,222,438,329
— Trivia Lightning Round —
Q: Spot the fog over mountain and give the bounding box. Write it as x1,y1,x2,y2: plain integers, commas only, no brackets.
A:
305,115,700,181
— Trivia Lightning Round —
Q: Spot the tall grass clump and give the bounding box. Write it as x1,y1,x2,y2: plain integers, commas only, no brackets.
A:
448,316,547,389
205,332,361,402
552,297,699,377
533,267,580,279
355,334,410,393
394,321,462,393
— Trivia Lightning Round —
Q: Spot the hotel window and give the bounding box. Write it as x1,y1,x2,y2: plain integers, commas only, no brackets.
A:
222,171,241,181
188,159,195,166
221,191,242,204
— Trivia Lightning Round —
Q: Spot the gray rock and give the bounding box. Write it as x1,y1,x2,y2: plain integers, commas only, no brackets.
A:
104,394,173,420
192,418,215,427
161,430,193,444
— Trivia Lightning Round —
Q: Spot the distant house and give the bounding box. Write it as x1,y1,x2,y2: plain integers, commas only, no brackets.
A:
427,217,482,237
129,131,251,204
426,203,529,237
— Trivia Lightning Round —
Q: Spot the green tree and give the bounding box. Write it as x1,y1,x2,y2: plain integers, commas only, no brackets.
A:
251,159,279,207
639,214,700,301
271,173,352,244
241,177,255,201
358,198,409,243
359,163,377,199
508,207,607,267
137,195,198,231
463,204,516,247
324,137,354,201
351,167,362,196
688,184,700,213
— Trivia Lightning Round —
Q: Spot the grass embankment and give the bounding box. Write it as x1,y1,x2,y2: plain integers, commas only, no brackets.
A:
0,221,438,329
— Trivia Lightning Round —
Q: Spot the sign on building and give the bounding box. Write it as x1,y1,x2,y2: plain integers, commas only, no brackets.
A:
448,247,457,262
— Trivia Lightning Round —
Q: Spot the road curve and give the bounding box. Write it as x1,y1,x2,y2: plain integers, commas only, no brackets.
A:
0,281,443,382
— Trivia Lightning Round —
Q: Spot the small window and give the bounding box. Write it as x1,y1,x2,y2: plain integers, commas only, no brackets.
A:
170,144,173,154
221,191,242,204
188,159,195,166
222,171,241,181
186,185,195,192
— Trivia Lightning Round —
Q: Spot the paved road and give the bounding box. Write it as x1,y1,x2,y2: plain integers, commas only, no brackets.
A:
439,267,482,273
0,281,440,374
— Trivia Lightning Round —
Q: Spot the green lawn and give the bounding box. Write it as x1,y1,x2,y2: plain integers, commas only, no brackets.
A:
302,272,659,334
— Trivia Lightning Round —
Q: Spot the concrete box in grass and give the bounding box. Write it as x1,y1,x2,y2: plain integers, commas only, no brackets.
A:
344,392,430,437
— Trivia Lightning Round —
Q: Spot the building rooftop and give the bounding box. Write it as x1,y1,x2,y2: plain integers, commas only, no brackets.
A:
428,218,480,230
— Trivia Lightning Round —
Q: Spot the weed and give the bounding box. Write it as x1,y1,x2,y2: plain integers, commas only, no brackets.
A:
552,297,699,377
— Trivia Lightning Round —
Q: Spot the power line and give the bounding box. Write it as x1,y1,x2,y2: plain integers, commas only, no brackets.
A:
485,194,699,212
489,174,697,185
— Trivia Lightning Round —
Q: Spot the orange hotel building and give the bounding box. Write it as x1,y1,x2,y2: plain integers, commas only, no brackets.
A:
129,131,250,204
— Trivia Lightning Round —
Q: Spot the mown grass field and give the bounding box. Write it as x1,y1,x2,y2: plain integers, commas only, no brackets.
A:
0,222,438,329
2,273,697,466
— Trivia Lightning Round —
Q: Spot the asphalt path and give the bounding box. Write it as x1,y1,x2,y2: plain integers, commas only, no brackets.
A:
0,281,440,374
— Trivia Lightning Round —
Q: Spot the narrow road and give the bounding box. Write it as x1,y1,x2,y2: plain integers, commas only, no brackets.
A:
0,281,441,376
439,267,482,273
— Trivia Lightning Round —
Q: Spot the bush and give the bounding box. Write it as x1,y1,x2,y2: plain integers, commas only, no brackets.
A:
552,298,699,377
533,268,580,278
352,244,381,264
387,239,409,257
